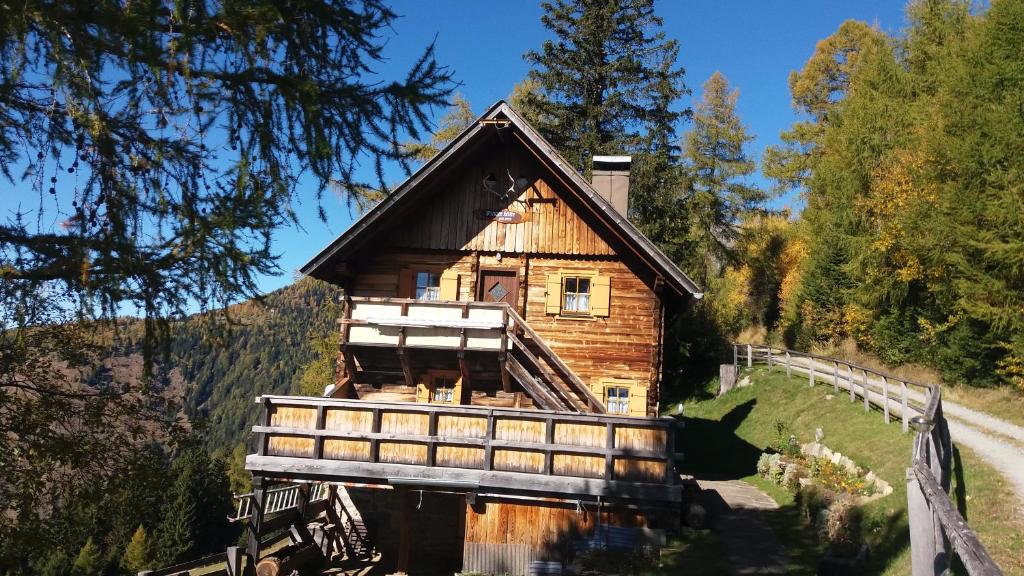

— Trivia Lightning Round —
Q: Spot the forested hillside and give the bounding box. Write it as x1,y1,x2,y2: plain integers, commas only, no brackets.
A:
713,0,1024,391
169,278,343,449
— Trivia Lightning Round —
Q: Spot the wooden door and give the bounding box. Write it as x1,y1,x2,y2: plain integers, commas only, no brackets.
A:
477,268,519,309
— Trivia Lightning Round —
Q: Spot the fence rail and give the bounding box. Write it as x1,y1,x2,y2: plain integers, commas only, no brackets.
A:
734,344,1002,576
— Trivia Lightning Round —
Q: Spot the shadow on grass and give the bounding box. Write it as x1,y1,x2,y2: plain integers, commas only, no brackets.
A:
677,399,762,479
676,396,913,574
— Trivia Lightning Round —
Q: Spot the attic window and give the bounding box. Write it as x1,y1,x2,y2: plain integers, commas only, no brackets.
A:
416,272,441,301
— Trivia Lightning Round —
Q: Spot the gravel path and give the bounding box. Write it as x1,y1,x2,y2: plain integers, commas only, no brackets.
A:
778,355,1024,508
696,477,789,574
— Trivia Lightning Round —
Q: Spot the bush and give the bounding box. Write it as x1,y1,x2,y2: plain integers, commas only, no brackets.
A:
796,484,829,522
757,452,772,477
822,496,862,557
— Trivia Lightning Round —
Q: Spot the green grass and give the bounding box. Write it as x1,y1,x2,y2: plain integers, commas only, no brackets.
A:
673,366,1023,575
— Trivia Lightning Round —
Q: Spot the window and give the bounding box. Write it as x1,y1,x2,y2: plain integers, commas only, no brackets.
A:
416,271,441,301
562,276,591,314
545,273,609,317
606,386,630,414
431,376,458,404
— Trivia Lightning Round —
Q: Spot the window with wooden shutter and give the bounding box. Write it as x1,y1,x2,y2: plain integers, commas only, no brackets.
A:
439,269,459,301
418,370,463,405
599,378,646,416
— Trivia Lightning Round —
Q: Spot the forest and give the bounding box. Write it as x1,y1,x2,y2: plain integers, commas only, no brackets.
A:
1,0,1021,574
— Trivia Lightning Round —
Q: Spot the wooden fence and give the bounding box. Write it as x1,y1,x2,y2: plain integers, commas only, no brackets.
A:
735,344,1002,576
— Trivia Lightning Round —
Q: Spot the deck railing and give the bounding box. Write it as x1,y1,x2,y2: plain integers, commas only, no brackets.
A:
735,344,1002,576
246,395,680,502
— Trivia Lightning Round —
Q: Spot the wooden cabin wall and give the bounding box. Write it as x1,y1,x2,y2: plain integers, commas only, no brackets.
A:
345,249,661,415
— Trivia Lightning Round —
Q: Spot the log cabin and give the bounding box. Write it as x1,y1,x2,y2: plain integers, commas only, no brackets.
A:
244,101,703,575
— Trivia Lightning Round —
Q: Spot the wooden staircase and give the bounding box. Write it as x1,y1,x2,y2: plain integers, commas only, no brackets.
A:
505,307,606,413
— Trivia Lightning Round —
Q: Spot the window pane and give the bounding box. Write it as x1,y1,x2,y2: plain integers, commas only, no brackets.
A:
565,276,577,293
578,277,590,293
577,293,590,311
564,292,577,312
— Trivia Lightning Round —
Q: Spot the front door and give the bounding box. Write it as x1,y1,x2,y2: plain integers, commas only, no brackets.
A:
477,268,519,310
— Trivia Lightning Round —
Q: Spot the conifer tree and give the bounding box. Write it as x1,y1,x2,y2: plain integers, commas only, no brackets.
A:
523,0,688,172
70,538,102,576
121,526,154,574
681,72,763,285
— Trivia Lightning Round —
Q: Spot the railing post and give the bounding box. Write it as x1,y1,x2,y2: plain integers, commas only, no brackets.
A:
882,376,890,424
747,344,753,368
246,476,267,565
902,382,910,433
785,351,791,379
767,347,773,370
848,365,855,402
733,344,738,368
832,361,839,393
809,358,815,388
863,369,870,412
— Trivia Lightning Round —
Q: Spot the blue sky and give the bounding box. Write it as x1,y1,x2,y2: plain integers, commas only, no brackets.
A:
3,1,911,298
269,0,909,294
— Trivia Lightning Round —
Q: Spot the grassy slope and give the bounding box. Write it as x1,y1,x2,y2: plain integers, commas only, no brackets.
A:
673,366,1023,575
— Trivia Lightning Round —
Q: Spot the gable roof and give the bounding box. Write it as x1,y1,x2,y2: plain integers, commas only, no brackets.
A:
301,101,703,299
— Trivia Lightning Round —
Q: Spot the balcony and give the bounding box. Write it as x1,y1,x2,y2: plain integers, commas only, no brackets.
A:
336,297,606,413
246,396,681,502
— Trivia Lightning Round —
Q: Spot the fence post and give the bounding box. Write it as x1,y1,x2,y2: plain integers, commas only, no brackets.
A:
786,351,791,379
901,382,910,433
733,344,738,368
882,376,890,424
747,344,753,368
863,369,870,413
848,364,855,402
767,347,773,370
832,361,839,393
907,468,938,576
225,546,242,576
809,358,815,388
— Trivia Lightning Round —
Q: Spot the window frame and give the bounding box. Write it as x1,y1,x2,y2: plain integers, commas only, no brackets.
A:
604,385,631,414
414,270,442,301
560,273,595,316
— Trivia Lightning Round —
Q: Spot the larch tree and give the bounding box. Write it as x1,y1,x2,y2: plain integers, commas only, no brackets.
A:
0,0,453,564
681,72,763,286
761,20,888,195
404,94,476,163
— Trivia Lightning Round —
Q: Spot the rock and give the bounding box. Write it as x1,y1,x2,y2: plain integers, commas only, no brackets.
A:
830,452,843,465
815,428,824,443
737,376,752,388
825,394,835,400
684,503,707,529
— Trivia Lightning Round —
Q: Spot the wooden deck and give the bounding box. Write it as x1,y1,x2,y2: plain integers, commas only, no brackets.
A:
245,395,681,502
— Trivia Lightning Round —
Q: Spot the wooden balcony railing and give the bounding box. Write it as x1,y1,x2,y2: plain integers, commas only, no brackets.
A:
246,396,681,502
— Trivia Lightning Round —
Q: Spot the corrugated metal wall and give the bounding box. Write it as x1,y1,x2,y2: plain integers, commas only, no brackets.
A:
462,543,537,576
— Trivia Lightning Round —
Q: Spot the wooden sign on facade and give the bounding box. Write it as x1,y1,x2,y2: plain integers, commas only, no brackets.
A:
474,208,530,224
